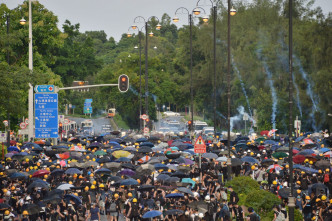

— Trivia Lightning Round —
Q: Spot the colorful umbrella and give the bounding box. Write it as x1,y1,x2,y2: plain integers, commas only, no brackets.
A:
112,150,131,158
32,169,50,178
138,156,151,163
267,164,283,173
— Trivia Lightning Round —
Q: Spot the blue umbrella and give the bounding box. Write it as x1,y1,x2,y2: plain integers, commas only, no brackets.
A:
7,146,20,152
183,150,195,155
65,168,82,175
154,163,168,170
109,141,120,145
136,138,148,143
22,142,41,149
295,136,304,142
95,168,111,174
298,149,314,155
142,210,162,219
264,140,277,145
139,142,154,147
120,178,139,186
116,157,131,162
241,156,259,164
64,194,82,205
319,148,330,153
166,193,184,198
9,172,28,179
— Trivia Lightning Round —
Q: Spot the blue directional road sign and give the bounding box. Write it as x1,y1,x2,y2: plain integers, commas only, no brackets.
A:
34,85,55,93
34,93,58,138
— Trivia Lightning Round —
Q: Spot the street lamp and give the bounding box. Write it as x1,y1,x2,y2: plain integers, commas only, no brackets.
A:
132,16,161,125
128,26,144,132
197,0,236,181
20,0,34,141
196,0,236,141
172,6,207,140
288,0,295,220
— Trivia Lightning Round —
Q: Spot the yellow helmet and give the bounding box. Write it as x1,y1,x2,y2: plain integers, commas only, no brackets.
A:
137,179,141,184
251,165,255,170
25,158,29,162
285,165,289,168
74,193,78,196
3,188,8,193
90,173,94,177
99,184,105,188
296,181,301,185
22,210,29,216
296,189,301,194
316,198,321,202
128,192,133,197
86,156,90,159
114,193,119,198
69,181,73,185
73,174,78,178
273,181,277,185
44,175,48,179
90,185,96,190
84,186,89,191
304,159,309,163
92,181,97,185
37,162,40,166
132,198,138,203
79,175,84,179
321,195,327,201
4,210,10,215
318,170,322,174
305,196,310,200
309,161,313,165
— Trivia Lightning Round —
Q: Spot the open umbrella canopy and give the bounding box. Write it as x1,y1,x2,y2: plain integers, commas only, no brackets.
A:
120,178,139,186
142,210,162,219
156,174,170,181
32,169,50,178
315,160,330,170
298,149,315,155
115,157,131,162
231,158,243,166
177,187,194,196
9,172,28,179
267,164,283,173
139,142,154,147
57,183,75,190
293,155,306,164
137,185,155,192
65,168,82,175
272,152,288,159
112,150,131,158
154,163,168,170
64,194,82,205
7,146,20,152
94,150,107,156
202,153,218,159
241,156,259,164
138,146,152,153
166,193,184,198
22,204,41,215
120,169,136,177
164,209,184,216
28,181,49,190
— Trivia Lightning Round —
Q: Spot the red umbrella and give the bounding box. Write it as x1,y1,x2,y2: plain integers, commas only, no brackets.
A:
32,169,50,178
260,130,269,136
258,145,265,150
293,155,305,164
293,149,299,154
57,152,70,160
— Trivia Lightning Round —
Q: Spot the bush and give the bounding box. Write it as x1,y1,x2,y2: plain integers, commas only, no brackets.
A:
245,189,281,215
225,176,260,195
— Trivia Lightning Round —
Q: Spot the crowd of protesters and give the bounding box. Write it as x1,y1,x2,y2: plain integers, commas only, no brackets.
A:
0,130,331,221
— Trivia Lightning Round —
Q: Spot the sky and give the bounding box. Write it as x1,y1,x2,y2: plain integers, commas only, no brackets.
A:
2,0,332,42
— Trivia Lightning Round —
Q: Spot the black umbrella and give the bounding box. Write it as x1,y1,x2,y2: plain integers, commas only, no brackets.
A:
164,209,184,216
278,188,291,199
108,176,122,182
47,189,64,198
28,181,49,191
122,163,136,170
42,195,62,205
0,203,11,210
137,185,155,192
166,153,181,159
137,146,152,153
187,201,208,213
177,187,194,196
22,204,41,215
171,171,189,179
231,158,243,166
261,159,275,166
315,160,330,170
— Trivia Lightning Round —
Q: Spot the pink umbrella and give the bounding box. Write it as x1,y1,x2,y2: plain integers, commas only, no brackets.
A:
60,160,66,167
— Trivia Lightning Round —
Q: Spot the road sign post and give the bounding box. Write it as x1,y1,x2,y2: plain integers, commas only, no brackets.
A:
194,136,206,183
34,93,59,138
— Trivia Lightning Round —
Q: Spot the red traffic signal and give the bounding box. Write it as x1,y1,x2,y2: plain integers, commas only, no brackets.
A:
118,74,129,92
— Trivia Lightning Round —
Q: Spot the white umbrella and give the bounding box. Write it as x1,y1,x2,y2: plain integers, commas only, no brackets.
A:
216,156,228,162
57,183,74,190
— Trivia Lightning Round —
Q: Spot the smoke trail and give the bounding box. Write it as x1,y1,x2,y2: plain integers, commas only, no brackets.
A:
129,86,139,96
277,34,303,117
216,111,226,119
256,47,278,130
293,57,319,131
230,106,256,131
231,56,253,117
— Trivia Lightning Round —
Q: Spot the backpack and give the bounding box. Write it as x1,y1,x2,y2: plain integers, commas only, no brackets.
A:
254,212,261,221
275,211,286,221
109,201,117,212
324,174,330,183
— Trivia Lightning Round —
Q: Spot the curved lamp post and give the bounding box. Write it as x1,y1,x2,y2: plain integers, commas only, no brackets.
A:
173,6,207,140
132,16,161,132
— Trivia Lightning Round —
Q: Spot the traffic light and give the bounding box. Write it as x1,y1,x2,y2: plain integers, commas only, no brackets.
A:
59,123,63,134
187,121,192,131
118,74,129,92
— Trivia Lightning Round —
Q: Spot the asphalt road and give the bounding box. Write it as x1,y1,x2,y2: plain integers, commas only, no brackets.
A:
67,116,112,135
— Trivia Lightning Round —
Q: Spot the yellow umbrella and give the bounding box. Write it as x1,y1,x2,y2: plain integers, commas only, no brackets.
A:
112,150,131,159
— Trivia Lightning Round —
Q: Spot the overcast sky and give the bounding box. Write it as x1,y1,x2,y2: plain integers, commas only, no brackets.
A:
2,0,332,42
